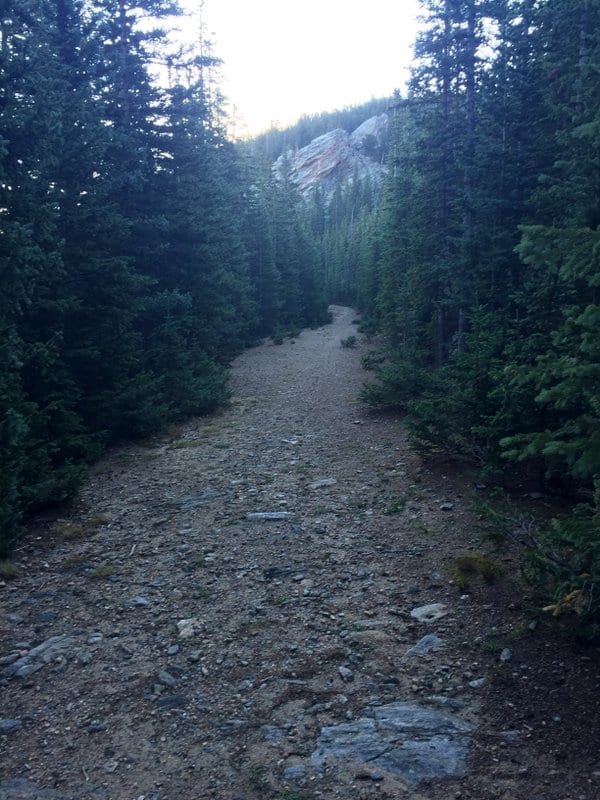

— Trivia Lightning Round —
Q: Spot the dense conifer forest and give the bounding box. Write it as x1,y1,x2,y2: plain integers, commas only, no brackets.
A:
1,0,599,634
0,0,328,555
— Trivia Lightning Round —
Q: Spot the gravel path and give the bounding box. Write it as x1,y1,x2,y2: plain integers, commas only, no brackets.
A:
1,306,598,800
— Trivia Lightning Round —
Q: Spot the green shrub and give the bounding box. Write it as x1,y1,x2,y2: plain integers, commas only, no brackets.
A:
523,483,600,640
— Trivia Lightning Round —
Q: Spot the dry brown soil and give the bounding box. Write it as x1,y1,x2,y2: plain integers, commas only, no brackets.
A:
1,305,599,800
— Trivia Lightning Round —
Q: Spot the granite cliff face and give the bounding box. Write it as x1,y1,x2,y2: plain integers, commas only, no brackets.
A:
275,113,389,196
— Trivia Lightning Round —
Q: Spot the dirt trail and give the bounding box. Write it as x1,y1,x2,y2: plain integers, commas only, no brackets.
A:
1,306,598,800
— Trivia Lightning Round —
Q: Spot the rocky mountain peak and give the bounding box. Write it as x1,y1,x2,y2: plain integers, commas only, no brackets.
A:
275,113,389,197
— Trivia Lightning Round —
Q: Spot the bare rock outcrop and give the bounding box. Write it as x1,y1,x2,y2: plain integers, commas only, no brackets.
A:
275,114,388,196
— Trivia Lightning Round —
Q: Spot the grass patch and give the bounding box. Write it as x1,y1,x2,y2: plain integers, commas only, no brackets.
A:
412,521,440,536
200,424,221,436
341,335,357,348
383,496,407,515
55,522,86,541
61,555,88,570
55,516,108,542
90,565,115,579
0,560,20,579
88,514,110,526
447,552,499,590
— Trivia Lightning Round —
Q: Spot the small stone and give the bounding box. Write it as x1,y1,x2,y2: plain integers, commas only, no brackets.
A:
308,478,337,489
158,670,178,688
0,719,22,735
246,512,297,521
468,677,486,688
188,650,201,663
500,648,512,663
410,603,449,623
78,651,93,666
167,645,180,656
177,618,201,639
338,666,354,682
88,721,107,733
126,596,149,608
104,761,119,773
403,634,444,659
87,633,103,645
439,502,454,511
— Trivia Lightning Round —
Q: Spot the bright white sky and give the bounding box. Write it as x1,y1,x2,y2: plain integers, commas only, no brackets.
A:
179,0,422,136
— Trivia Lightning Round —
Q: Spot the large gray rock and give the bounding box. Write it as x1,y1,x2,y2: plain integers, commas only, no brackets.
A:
0,720,22,735
275,115,388,197
350,114,389,155
312,701,472,785
1,636,75,680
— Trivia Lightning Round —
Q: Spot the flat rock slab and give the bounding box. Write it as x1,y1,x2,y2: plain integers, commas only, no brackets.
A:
308,478,337,489
246,512,297,521
1,636,76,680
312,701,473,785
402,634,444,659
410,603,449,623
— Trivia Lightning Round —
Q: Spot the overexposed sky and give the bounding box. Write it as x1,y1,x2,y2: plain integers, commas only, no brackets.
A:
180,0,421,136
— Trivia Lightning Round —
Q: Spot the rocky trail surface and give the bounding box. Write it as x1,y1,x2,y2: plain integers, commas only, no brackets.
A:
1,306,599,800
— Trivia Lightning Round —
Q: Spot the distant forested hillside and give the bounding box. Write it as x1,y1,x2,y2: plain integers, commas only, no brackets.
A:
245,97,392,161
